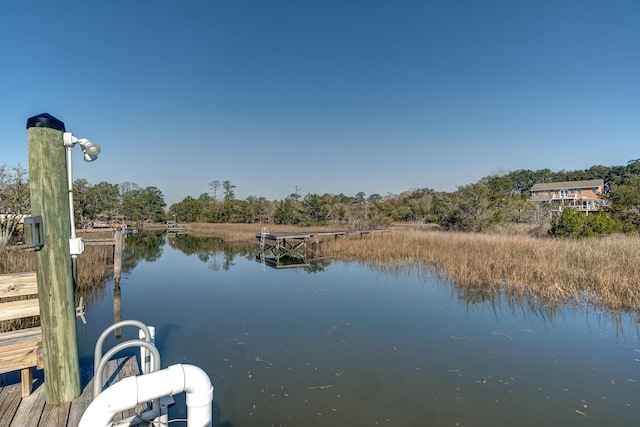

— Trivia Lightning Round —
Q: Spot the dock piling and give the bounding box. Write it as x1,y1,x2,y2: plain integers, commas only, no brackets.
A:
26,113,81,404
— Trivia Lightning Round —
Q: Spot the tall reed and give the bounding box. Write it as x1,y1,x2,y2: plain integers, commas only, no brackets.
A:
0,246,35,273
322,229,640,313
1,231,116,332
166,222,640,314
6,223,639,318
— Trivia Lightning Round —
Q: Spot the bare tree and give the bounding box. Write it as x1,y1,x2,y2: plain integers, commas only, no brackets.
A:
209,180,221,200
0,164,30,246
119,181,140,195
290,185,302,203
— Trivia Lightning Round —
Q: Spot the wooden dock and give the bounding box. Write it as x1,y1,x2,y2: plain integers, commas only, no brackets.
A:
83,227,125,282
0,356,146,427
257,228,389,262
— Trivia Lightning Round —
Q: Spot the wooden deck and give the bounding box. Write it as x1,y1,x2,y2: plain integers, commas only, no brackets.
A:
257,228,389,262
0,356,146,427
258,229,389,242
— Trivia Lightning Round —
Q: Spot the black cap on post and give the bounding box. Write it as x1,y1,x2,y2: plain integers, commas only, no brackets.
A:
26,113,66,132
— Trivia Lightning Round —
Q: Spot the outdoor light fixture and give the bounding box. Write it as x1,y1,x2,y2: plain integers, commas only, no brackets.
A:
62,132,103,265
63,132,101,162
79,138,101,161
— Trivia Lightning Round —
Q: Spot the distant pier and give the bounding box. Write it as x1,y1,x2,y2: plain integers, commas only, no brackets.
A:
257,228,389,264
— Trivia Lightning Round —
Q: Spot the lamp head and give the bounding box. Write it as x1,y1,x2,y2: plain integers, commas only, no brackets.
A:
62,132,101,161
78,138,101,162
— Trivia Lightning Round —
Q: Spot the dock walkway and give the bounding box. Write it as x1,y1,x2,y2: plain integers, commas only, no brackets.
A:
258,229,389,242
0,356,145,427
257,228,389,262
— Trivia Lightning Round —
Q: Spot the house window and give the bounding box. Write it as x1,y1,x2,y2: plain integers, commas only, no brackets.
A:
591,187,597,194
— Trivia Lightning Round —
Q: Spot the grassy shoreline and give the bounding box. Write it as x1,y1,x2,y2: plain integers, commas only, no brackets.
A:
327,230,639,313
180,223,640,314
0,230,115,332
3,223,639,315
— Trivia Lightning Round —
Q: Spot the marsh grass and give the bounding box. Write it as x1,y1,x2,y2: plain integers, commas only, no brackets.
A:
178,223,640,314
1,231,115,332
4,223,639,320
0,246,35,274
321,229,640,314
74,241,115,307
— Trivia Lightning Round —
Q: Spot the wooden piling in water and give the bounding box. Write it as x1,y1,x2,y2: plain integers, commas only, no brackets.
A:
113,228,123,282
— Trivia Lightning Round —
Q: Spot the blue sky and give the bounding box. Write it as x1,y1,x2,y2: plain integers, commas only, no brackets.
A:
2,1,638,205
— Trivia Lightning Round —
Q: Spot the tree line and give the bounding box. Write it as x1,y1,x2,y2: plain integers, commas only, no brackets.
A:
169,162,640,237
0,166,166,246
2,160,640,246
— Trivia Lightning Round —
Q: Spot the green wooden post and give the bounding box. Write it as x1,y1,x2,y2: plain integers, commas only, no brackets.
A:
26,113,81,404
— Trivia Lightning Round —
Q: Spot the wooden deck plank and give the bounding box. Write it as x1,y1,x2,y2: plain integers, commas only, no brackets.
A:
0,384,23,427
9,381,46,427
1,356,142,427
99,359,119,394
0,299,40,323
115,355,139,382
66,365,98,427
38,401,70,427
0,272,38,298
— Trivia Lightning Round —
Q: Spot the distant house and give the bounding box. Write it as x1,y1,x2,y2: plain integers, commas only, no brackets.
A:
530,179,606,212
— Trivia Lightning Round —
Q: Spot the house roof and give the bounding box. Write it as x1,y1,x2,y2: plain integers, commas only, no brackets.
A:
530,179,604,192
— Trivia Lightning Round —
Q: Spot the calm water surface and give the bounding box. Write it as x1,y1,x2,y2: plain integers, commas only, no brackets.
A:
78,232,640,427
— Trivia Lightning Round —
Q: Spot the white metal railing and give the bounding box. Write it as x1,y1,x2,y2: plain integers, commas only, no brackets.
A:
260,227,269,249
81,320,214,427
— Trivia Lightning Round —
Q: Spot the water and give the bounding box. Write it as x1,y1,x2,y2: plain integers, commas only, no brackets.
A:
78,232,640,427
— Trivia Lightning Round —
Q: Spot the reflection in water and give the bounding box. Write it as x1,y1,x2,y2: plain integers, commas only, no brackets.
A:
356,260,640,330
77,233,639,427
167,233,254,271
83,232,640,335
113,281,122,339
259,254,332,274
121,231,165,272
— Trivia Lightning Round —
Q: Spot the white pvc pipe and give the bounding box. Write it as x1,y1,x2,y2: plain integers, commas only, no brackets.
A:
66,145,77,240
66,145,80,285
80,364,213,427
